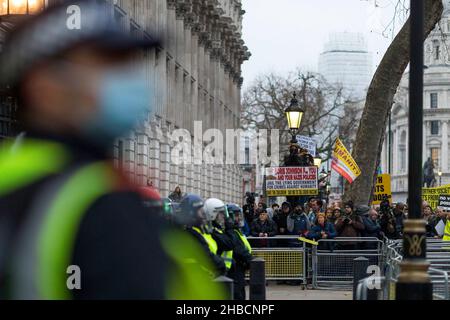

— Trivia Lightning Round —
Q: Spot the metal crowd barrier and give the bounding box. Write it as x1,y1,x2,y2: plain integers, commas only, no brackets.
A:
374,238,450,300
311,237,385,290
245,236,307,284
356,268,449,300
355,276,385,300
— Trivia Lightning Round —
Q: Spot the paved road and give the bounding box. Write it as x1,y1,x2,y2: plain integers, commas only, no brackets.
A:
247,284,352,300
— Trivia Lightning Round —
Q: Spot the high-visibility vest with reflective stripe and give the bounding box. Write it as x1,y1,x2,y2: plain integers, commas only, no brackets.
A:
2,140,119,299
235,229,252,254
2,139,226,300
214,227,233,270
444,220,450,241
192,227,218,254
160,229,227,300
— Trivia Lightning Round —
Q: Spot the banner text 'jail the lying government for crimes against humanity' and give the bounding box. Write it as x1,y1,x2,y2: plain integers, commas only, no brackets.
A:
265,166,318,196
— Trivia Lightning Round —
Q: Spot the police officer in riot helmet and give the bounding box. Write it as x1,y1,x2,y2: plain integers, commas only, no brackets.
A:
180,195,226,276
226,204,253,300
203,199,235,274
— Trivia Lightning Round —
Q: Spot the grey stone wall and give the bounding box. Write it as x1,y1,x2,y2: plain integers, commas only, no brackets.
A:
111,0,250,204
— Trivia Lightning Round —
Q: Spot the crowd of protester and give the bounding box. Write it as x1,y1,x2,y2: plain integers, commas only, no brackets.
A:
243,195,450,245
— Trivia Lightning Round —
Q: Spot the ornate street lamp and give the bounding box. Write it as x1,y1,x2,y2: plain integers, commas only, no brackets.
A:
0,0,45,22
438,170,443,186
396,0,432,300
285,92,304,144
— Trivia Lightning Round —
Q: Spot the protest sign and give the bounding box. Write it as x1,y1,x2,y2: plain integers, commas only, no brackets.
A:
422,184,450,210
265,166,318,197
296,135,316,157
331,138,361,183
435,220,446,237
438,194,450,211
373,174,392,205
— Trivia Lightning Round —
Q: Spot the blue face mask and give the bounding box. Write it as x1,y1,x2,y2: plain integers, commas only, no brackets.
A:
84,66,151,144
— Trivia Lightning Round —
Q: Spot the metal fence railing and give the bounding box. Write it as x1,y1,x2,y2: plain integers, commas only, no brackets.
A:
366,238,450,300
311,238,384,290
246,236,307,284
243,235,450,299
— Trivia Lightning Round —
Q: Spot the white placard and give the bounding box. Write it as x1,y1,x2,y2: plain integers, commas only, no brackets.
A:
296,135,316,157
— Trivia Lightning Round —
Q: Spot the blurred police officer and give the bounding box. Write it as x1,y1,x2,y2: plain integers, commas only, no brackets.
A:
226,204,253,300
0,1,222,300
179,194,227,277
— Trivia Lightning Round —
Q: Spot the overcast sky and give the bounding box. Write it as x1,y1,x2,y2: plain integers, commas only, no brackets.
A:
241,0,409,90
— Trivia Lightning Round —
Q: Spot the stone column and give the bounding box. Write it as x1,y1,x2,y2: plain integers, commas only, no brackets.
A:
159,127,171,197
148,124,161,190
124,133,136,184
135,131,149,186
423,120,428,164
442,120,448,171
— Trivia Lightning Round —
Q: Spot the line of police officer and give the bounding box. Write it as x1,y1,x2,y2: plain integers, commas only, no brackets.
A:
175,195,253,300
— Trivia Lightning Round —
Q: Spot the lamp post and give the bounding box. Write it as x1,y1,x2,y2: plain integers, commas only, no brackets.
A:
396,0,432,300
0,0,45,21
284,92,305,207
285,92,304,144
0,1,46,140
438,170,442,186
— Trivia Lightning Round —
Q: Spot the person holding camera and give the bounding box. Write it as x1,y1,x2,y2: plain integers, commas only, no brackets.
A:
335,201,365,250
379,199,397,239
243,192,256,225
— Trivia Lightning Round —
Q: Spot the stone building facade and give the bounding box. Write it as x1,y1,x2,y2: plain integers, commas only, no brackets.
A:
0,0,250,204
109,0,250,204
380,2,450,202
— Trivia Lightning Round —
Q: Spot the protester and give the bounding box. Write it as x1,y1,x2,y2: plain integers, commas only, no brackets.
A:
379,199,397,239
393,203,407,238
325,207,335,224
272,203,280,213
287,203,311,238
250,209,277,247
333,208,342,224
422,205,438,238
361,208,382,238
243,192,256,225
169,186,184,202
335,201,365,249
307,198,323,226
273,202,290,236
307,213,337,241
432,207,446,234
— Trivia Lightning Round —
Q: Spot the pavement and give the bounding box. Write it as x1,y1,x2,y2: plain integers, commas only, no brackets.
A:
247,283,353,300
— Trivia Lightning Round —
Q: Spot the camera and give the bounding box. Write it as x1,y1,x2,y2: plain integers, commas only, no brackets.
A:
343,217,351,224
245,192,256,206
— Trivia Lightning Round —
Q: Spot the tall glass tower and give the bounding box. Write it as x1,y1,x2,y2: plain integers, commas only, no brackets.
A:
319,32,373,99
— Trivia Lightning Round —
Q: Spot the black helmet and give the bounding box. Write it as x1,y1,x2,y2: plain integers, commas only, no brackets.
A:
178,194,206,228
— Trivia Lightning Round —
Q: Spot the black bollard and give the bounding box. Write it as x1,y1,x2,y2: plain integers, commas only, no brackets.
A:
250,258,266,300
214,276,234,300
353,257,369,300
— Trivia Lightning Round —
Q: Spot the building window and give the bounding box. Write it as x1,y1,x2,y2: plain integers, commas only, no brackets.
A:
433,40,440,60
431,120,440,135
431,147,440,168
430,93,438,109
